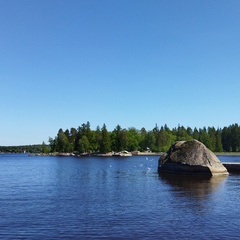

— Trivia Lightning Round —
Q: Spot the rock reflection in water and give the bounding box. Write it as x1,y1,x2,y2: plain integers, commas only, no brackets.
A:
159,173,228,200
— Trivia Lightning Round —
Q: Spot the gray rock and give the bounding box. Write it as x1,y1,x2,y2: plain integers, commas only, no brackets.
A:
158,140,229,176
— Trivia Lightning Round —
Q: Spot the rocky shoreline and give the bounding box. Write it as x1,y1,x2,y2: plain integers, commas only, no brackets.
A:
28,151,163,157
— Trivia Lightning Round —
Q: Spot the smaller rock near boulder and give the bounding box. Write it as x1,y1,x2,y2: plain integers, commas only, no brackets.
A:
158,140,228,176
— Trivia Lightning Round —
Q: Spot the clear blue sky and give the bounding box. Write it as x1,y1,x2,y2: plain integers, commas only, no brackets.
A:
0,0,240,146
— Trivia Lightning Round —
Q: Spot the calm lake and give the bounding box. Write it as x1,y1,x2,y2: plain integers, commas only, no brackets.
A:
0,154,240,239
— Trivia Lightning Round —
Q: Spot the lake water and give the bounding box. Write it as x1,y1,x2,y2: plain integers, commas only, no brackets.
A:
0,154,240,239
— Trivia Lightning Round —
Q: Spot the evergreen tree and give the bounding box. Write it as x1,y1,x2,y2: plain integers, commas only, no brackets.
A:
215,129,223,152
186,127,193,137
176,125,192,141
94,125,102,152
144,131,156,152
153,124,161,151
119,128,129,151
100,124,111,153
69,128,77,145
158,127,167,152
56,129,70,152
139,127,147,151
49,137,56,152
111,124,122,152
127,127,140,151
231,124,240,152
208,127,216,151
192,128,199,140
199,127,211,149
64,129,70,140
222,127,231,152
77,136,90,153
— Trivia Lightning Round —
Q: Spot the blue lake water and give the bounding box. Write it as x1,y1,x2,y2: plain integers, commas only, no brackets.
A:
0,154,240,239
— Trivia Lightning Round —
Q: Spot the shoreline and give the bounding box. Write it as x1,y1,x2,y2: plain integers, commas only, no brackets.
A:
32,152,240,157
2,151,240,157
215,152,240,156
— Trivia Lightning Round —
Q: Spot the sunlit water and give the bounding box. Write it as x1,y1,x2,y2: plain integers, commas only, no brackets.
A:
0,154,240,239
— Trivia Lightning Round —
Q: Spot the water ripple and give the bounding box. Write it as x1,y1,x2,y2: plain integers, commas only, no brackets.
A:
0,155,239,239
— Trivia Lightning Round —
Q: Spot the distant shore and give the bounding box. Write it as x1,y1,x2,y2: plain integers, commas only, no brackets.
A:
56,151,164,157
27,151,240,157
2,151,240,157
215,152,240,156
25,151,163,157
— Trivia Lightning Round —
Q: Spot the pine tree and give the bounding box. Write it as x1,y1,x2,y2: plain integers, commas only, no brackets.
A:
215,129,223,152
56,129,70,152
100,124,111,153
192,128,199,140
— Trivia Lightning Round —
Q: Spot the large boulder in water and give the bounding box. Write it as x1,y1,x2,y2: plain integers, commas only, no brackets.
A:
158,140,228,176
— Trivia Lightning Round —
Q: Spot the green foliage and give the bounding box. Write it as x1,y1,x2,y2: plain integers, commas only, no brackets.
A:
127,127,140,151
0,144,47,153
222,124,240,152
192,128,199,140
100,124,111,153
45,122,240,154
77,136,90,153
41,141,50,154
48,137,56,152
215,129,223,152
2,123,239,154
144,131,156,152
55,128,71,153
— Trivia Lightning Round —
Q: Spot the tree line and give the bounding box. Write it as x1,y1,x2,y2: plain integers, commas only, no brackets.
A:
0,144,50,154
49,122,240,154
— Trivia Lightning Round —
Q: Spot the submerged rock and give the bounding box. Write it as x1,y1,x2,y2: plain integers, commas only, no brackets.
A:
158,140,229,176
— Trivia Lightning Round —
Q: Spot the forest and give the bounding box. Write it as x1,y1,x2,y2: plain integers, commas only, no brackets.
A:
0,144,45,154
1,123,239,154
48,122,240,154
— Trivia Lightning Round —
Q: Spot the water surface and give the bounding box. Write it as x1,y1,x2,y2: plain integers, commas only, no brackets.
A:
0,154,239,239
